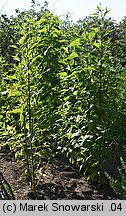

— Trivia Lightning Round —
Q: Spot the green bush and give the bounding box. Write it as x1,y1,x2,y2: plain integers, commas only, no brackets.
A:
106,157,126,199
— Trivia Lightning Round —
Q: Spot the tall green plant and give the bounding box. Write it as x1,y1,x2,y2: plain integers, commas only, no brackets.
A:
0,5,66,193
56,5,124,183
0,2,125,189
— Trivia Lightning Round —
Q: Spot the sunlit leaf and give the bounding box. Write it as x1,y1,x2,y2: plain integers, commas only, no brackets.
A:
68,52,78,59
19,35,26,45
59,72,67,77
12,55,20,62
9,108,22,114
8,89,21,97
69,38,80,47
93,41,101,49
9,45,18,49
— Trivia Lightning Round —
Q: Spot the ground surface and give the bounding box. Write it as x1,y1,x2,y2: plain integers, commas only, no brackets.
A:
0,143,121,200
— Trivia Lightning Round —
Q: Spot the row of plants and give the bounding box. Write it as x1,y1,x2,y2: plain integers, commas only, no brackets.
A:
0,2,126,197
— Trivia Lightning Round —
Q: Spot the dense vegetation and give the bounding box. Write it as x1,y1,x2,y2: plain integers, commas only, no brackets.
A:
0,2,126,197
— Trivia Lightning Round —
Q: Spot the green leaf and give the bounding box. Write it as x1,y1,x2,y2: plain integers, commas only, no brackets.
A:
62,47,69,53
91,27,99,33
69,38,80,47
20,112,24,126
8,89,21,97
12,55,20,62
38,26,47,34
37,17,46,25
9,45,18,49
82,32,89,41
93,41,101,49
19,35,26,45
7,74,18,80
97,4,102,12
73,90,78,96
0,115,3,119
59,72,67,77
9,108,22,114
104,7,110,16
31,55,43,64
88,31,97,41
67,131,72,139
68,52,78,59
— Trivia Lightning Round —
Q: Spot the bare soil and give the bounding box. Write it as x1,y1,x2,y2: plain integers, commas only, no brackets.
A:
0,144,121,200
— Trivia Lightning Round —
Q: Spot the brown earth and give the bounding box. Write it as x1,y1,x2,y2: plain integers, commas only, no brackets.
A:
0,144,121,200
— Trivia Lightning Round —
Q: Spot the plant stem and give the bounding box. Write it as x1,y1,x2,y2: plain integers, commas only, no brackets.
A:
28,67,36,198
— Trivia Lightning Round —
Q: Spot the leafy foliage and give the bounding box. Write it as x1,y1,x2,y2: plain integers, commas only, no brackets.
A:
106,157,126,199
0,2,126,196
